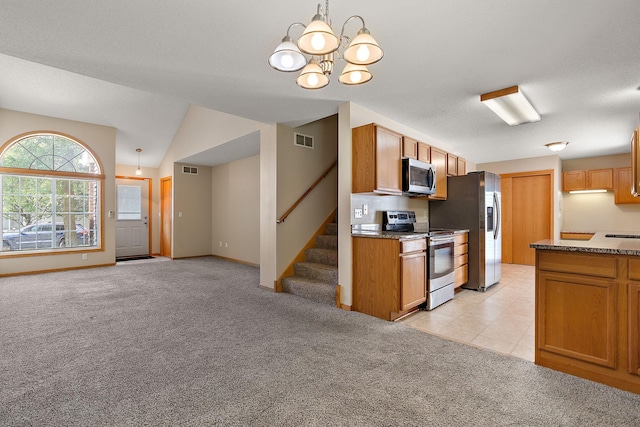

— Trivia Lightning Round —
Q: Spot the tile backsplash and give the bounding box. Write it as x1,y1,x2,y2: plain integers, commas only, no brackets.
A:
351,193,429,226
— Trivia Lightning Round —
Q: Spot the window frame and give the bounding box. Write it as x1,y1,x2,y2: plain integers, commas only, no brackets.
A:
0,131,105,257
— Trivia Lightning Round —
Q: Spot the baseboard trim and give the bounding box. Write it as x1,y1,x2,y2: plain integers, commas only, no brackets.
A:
210,254,259,268
0,262,116,278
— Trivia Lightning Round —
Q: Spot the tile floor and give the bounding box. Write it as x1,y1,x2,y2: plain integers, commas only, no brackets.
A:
400,263,535,362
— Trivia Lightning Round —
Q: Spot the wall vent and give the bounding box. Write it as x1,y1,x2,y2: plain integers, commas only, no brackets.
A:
182,166,198,175
294,133,314,149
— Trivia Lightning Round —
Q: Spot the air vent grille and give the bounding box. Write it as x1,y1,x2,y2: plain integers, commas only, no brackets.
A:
294,133,314,149
182,166,198,175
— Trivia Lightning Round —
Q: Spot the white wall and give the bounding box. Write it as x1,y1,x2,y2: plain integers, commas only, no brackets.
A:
276,116,338,277
173,163,213,258
561,154,640,233
157,104,276,286
211,154,260,265
0,108,116,275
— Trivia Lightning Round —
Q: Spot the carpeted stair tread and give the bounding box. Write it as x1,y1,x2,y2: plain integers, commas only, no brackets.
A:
315,234,338,250
280,276,337,306
305,247,338,266
293,261,338,284
325,222,338,236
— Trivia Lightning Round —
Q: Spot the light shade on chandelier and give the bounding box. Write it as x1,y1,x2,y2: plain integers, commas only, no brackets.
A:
268,1,383,89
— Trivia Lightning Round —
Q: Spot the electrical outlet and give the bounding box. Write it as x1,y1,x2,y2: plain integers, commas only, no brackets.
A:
219,241,222,247
354,208,363,219
82,254,88,260
225,243,228,247
363,204,368,215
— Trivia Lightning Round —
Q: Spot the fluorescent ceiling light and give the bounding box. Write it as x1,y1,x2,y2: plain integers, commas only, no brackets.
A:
568,189,607,194
480,85,540,126
546,141,569,152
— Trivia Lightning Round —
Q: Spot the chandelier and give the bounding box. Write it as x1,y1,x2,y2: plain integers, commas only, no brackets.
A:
268,0,384,89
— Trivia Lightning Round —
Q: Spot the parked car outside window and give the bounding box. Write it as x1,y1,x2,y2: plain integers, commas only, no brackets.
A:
1,222,88,251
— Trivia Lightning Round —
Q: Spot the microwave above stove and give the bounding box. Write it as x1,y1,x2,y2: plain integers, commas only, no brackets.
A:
402,157,436,195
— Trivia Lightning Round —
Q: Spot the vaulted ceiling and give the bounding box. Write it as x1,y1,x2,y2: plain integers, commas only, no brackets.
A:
0,1,639,167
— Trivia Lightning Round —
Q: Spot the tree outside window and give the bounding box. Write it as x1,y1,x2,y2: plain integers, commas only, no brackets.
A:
0,133,103,253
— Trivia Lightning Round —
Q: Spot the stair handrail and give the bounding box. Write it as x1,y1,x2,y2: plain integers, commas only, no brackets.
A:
277,160,337,223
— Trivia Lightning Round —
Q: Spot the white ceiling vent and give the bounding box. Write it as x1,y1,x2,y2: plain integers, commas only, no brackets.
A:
294,133,314,149
182,165,198,175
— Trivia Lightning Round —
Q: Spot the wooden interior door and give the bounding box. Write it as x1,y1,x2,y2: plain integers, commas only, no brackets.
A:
501,170,553,265
160,176,172,258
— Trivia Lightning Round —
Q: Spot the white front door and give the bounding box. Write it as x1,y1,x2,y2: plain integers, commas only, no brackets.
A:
115,178,150,258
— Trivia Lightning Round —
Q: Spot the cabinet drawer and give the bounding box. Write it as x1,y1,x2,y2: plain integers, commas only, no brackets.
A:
454,233,468,245
538,251,617,279
454,243,468,256
454,264,468,288
401,238,426,253
454,253,468,268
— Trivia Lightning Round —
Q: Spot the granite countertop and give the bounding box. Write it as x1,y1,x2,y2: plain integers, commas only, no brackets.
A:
351,227,469,240
530,231,640,256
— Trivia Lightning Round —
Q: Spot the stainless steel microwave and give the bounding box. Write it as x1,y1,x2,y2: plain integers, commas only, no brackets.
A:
402,157,436,195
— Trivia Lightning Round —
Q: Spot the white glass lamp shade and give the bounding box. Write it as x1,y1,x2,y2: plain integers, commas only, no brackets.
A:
343,29,383,65
480,86,541,126
298,18,339,55
296,59,329,89
338,63,372,85
269,37,307,72
546,141,568,152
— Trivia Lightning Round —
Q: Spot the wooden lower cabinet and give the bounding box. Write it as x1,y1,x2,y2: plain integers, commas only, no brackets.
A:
535,250,640,393
453,232,469,288
353,237,426,321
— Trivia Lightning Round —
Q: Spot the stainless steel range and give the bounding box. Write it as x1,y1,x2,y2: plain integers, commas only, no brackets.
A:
382,211,455,310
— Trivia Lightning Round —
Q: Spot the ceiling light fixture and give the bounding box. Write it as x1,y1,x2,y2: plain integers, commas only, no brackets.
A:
545,141,569,152
480,85,541,126
268,0,383,89
135,148,142,176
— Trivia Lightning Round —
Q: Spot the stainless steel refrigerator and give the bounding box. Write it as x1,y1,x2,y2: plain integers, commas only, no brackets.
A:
429,171,501,291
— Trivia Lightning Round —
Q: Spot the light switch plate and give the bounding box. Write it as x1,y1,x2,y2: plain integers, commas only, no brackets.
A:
354,208,363,219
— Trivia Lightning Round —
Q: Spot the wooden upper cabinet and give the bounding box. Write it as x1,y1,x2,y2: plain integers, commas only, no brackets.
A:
447,153,458,176
615,167,640,204
429,147,448,200
402,136,417,159
352,124,402,195
417,142,431,163
563,170,586,191
457,157,466,176
588,169,613,190
563,169,613,192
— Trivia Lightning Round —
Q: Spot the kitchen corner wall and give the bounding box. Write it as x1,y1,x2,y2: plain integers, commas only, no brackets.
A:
350,194,429,226
561,154,640,232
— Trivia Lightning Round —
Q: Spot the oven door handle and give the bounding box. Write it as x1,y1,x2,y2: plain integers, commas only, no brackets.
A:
429,236,455,245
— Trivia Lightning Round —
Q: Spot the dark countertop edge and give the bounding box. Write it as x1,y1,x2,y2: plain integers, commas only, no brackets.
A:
530,234,640,256
352,229,469,240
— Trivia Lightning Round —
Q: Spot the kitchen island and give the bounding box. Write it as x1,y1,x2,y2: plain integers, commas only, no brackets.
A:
530,232,640,394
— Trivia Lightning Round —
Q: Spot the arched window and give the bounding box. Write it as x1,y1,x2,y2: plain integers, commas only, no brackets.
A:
0,132,103,253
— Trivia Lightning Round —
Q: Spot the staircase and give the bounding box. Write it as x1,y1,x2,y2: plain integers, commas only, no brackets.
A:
281,217,338,307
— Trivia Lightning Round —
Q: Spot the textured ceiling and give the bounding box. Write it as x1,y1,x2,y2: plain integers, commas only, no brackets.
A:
0,0,639,167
